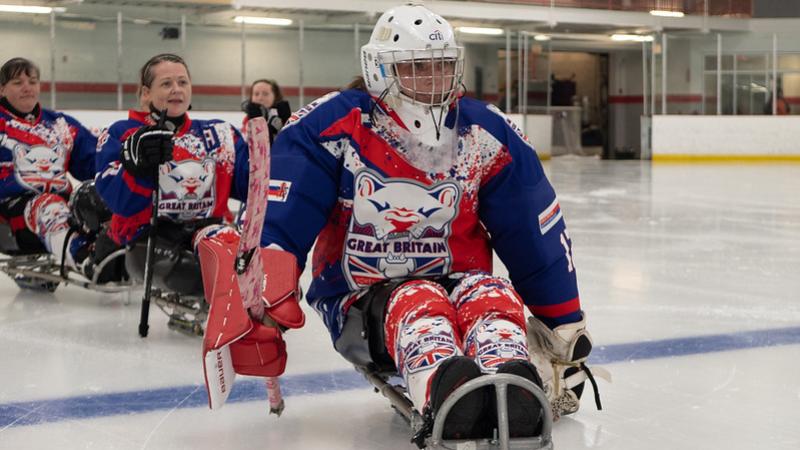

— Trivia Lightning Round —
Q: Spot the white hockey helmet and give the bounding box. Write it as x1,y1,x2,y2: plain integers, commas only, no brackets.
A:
361,2,464,107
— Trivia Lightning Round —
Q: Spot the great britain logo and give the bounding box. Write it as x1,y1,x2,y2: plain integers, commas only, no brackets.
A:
343,169,460,288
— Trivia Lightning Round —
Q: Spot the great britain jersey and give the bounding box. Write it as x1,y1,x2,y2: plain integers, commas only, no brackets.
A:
95,110,250,244
264,89,582,327
0,105,96,199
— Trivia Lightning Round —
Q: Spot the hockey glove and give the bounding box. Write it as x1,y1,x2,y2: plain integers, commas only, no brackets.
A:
266,100,292,141
121,125,174,180
527,313,611,420
242,100,268,120
274,100,292,122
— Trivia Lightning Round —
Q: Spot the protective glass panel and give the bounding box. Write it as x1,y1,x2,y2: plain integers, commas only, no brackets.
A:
736,54,767,71
704,74,718,115
665,35,700,114
780,73,800,115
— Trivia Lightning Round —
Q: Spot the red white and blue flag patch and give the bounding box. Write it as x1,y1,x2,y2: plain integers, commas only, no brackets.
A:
538,198,562,235
267,180,292,202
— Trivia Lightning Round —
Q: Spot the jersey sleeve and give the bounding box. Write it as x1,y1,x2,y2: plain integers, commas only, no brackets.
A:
0,118,20,198
259,94,346,269
477,109,582,329
63,114,98,182
231,125,250,203
94,121,153,238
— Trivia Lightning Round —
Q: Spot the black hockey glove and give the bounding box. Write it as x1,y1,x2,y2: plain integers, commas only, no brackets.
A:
242,100,268,120
274,100,291,122
267,100,292,142
121,123,174,180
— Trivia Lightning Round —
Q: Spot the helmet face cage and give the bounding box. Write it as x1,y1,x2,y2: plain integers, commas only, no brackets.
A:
379,46,464,107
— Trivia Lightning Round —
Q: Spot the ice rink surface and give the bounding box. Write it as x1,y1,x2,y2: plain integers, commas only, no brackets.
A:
2,157,799,450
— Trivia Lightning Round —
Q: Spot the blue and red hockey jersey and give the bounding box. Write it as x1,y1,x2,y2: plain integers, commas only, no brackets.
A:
0,105,97,200
95,110,250,244
264,89,582,327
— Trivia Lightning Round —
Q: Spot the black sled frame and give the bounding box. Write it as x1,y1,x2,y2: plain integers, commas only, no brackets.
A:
0,251,207,337
0,253,134,295
125,235,209,338
148,287,207,337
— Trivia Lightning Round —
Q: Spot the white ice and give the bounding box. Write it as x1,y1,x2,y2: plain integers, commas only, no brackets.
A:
1,157,799,449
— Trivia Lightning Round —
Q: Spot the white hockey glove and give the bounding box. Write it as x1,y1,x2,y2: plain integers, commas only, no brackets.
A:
527,313,611,420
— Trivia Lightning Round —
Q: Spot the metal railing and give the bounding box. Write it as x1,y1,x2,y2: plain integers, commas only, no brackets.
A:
467,0,752,17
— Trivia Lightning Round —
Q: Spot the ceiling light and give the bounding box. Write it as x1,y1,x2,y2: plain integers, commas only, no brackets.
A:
233,16,292,26
534,34,551,41
650,10,685,18
611,34,655,42
0,4,64,14
456,26,503,36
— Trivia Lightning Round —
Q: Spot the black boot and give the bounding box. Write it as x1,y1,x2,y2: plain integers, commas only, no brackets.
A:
494,359,545,438
425,356,488,441
84,231,127,284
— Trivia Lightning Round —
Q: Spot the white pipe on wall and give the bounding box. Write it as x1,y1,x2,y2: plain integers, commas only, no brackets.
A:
505,29,511,113
732,51,737,115
117,12,123,110
354,23,360,63
716,33,721,115
642,41,648,116
181,15,187,54
772,33,777,115
522,31,529,133
240,20,246,101
49,11,56,108
517,31,523,113
651,33,656,116
299,19,305,106
546,39,552,114
662,33,667,115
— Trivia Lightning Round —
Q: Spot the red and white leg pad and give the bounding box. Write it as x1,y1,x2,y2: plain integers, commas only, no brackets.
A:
196,231,304,409
451,273,529,373
385,280,461,412
24,193,70,238
23,193,72,262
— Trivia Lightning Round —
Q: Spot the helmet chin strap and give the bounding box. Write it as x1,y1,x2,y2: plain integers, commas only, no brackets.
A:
385,93,456,148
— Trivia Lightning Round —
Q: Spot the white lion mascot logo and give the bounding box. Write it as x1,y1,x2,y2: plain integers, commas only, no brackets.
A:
353,171,459,241
12,144,68,193
344,170,461,282
158,159,216,220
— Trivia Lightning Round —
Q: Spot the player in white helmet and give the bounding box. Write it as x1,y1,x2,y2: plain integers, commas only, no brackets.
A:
360,2,465,149
215,2,602,444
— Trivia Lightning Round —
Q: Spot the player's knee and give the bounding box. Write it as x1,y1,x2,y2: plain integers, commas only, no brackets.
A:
384,279,456,354
23,193,70,238
451,272,526,332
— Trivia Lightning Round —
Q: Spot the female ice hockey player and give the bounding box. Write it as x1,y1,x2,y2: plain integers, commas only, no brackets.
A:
0,57,117,287
216,2,599,443
95,53,255,291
